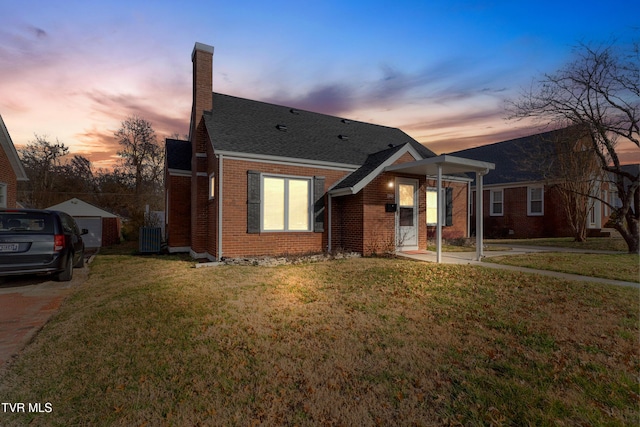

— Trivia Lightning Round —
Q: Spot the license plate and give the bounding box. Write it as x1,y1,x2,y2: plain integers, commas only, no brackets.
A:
0,243,19,252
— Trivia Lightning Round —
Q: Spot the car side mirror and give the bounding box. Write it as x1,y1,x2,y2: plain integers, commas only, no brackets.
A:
81,228,89,235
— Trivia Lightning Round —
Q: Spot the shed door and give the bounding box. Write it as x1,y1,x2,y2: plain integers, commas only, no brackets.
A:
396,178,419,250
75,217,102,248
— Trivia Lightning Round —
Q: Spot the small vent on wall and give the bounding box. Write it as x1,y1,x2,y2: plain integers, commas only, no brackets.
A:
276,124,288,131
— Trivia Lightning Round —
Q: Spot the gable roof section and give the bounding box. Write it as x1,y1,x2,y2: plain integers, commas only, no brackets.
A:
166,139,191,172
451,128,568,186
203,93,436,167
47,198,118,218
330,143,423,195
0,114,28,181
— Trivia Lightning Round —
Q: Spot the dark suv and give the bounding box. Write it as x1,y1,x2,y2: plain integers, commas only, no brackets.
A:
0,209,87,281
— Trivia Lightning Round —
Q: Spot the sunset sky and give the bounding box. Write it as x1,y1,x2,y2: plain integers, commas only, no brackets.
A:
1,0,638,169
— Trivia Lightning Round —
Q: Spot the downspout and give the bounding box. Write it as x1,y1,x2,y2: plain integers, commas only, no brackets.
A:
327,193,332,253
217,154,223,261
475,170,486,261
467,181,471,238
436,164,443,263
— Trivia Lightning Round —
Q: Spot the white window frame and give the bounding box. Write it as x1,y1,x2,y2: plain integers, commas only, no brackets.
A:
0,183,6,208
527,186,544,216
602,189,609,217
209,173,215,199
426,187,450,226
490,189,504,216
261,174,313,232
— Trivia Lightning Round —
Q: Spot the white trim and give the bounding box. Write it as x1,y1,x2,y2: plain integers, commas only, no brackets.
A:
426,174,473,183
196,172,208,177
527,186,544,216
190,249,216,261
217,150,359,171
196,152,207,158
490,189,504,216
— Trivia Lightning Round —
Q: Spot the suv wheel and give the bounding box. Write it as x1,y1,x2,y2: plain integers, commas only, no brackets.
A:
56,254,74,282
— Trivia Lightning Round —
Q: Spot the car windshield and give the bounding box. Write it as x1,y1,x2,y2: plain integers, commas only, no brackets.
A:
0,212,54,234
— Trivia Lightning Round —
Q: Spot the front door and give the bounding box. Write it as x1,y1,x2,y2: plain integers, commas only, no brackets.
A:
396,178,419,250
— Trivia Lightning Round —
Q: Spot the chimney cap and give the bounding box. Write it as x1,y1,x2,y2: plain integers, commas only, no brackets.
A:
192,42,214,61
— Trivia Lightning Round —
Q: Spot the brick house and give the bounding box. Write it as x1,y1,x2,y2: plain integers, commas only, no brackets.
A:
452,127,615,239
164,43,494,261
0,115,28,208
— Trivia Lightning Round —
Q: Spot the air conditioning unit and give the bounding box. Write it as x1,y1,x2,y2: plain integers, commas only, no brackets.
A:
139,227,162,253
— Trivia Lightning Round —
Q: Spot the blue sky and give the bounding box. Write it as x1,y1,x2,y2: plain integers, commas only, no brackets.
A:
0,0,638,167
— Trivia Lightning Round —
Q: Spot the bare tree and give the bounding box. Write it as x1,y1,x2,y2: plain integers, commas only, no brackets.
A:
18,135,69,207
508,41,640,253
114,115,164,210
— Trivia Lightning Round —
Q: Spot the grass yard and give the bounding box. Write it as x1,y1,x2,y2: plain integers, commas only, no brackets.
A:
485,253,640,283
0,256,638,426
487,236,629,252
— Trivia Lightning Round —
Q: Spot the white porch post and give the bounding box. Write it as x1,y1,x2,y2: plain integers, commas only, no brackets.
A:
475,171,485,261
436,164,443,263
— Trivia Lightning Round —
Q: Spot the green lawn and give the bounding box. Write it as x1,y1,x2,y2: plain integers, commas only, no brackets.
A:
485,253,640,283
0,256,637,426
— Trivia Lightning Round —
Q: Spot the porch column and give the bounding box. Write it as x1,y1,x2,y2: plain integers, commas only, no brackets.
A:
436,164,443,263
475,171,485,261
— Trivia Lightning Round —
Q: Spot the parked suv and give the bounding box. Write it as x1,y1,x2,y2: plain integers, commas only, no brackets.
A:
0,209,87,281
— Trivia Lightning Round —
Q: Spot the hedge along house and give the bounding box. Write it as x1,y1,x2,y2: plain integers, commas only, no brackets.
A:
164,43,494,262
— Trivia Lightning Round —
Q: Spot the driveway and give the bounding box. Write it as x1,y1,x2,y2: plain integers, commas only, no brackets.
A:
0,265,89,373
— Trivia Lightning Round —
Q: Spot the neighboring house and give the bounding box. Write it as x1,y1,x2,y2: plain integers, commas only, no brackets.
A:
165,42,494,261
0,115,28,208
46,198,121,248
451,127,611,239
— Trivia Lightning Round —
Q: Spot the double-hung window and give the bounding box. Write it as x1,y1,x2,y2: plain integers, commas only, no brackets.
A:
527,186,544,216
490,189,503,216
262,175,311,231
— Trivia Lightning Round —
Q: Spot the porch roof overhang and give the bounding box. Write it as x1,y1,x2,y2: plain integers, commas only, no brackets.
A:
385,154,495,264
384,154,495,176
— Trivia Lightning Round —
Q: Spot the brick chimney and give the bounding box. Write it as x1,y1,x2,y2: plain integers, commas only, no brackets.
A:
190,42,214,257
190,42,214,151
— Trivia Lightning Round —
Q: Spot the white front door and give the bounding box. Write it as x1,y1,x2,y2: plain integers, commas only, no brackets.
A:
396,178,419,250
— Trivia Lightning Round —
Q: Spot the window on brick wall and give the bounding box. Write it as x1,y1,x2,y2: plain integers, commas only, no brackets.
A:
0,183,6,208
426,187,453,226
527,186,544,216
247,171,325,234
490,189,503,216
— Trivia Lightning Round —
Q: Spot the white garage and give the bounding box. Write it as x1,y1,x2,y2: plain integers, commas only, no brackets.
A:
47,198,120,248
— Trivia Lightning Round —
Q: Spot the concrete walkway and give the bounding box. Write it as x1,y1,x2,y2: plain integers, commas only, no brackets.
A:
398,245,640,289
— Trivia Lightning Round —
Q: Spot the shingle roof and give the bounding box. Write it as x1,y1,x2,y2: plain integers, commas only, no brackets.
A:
166,139,191,171
451,128,569,185
203,93,435,165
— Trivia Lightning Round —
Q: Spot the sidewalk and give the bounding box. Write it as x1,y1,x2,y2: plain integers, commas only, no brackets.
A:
398,246,640,289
